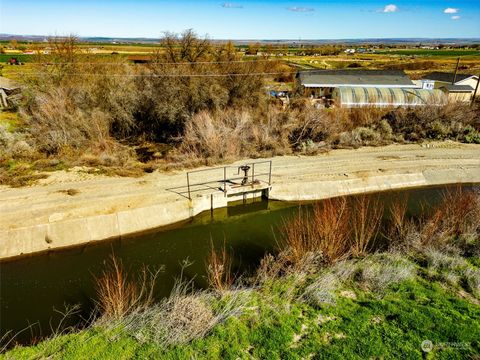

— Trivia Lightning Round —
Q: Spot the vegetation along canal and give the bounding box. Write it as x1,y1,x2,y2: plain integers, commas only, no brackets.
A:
0,184,478,345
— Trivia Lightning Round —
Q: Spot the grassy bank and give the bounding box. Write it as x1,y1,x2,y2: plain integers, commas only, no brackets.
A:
2,189,479,359
3,253,479,359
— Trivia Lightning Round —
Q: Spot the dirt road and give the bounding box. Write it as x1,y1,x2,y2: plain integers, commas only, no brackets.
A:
1,142,479,259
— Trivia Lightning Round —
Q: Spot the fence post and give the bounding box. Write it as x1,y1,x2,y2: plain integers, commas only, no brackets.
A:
252,163,255,183
268,161,272,185
187,172,191,200
223,166,227,196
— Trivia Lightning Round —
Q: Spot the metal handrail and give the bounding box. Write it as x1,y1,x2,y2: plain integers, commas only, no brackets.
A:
168,160,272,200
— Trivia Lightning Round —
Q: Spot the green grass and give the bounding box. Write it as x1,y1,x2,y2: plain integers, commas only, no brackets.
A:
0,111,21,132
375,49,480,57
3,253,479,360
0,54,34,63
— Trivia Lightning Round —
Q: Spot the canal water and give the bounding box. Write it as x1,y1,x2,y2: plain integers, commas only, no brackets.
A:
0,184,477,345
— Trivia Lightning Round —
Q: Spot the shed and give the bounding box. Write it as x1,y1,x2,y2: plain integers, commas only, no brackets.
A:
423,72,479,91
439,84,475,103
333,87,447,108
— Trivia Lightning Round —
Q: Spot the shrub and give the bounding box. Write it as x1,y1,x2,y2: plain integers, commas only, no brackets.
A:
420,188,480,248
207,241,235,292
281,197,351,266
178,109,292,162
95,255,158,320
350,195,384,257
359,254,416,293
103,280,248,349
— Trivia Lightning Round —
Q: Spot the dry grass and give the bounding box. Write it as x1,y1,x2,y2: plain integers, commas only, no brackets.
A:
95,255,158,320
302,253,416,306
281,208,321,266
281,198,351,267
206,241,235,292
176,109,292,164
359,253,416,293
312,198,351,263
387,194,409,244
279,195,385,266
420,188,480,248
101,279,249,349
350,195,384,257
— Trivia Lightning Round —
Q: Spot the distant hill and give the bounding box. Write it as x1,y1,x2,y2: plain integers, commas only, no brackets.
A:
0,33,479,46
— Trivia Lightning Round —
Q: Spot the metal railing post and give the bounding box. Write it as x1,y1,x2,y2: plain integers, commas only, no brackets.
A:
223,166,227,196
187,172,191,200
268,161,272,185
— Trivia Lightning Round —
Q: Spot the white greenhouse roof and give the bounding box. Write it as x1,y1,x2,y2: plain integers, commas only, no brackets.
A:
336,87,447,107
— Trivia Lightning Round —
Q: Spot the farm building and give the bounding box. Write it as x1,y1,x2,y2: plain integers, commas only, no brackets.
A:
422,72,478,90
439,84,475,103
0,77,22,109
296,70,417,99
332,87,446,108
421,72,478,103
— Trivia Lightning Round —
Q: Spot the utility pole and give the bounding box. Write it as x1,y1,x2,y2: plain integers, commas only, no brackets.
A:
471,74,479,107
452,57,460,84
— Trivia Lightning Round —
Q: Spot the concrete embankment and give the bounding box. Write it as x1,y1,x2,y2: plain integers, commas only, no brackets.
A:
1,142,479,260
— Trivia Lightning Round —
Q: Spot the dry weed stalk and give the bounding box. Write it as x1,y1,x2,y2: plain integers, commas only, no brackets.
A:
387,194,410,245
281,208,320,266
105,279,248,348
421,188,480,246
313,197,351,263
350,195,384,257
271,197,351,279
207,241,234,291
95,255,158,320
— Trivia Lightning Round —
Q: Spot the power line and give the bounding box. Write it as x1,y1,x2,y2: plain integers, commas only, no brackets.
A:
6,71,296,78
25,58,287,66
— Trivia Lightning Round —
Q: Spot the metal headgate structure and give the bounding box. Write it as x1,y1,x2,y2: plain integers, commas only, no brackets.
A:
167,161,272,200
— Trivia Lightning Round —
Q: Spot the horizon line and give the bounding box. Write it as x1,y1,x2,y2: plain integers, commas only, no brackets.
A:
1,33,480,42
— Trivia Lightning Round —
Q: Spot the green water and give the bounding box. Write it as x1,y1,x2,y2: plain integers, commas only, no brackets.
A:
0,184,477,345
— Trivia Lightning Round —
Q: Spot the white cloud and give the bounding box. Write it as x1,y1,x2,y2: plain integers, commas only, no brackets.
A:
383,4,398,13
287,7,315,12
444,8,458,14
221,3,243,9
451,15,461,20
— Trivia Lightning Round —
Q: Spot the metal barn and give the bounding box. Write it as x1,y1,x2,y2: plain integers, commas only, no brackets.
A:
333,87,447,108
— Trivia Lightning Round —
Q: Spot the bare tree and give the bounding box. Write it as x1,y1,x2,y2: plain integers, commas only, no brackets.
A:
161,29,211,63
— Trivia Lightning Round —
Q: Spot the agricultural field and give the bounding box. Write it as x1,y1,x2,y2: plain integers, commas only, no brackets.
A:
375,48,480,57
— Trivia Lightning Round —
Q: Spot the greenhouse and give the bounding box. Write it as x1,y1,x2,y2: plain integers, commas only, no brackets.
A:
333,87,447,108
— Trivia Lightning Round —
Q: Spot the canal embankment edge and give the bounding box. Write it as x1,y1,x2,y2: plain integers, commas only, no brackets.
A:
1,143,479,260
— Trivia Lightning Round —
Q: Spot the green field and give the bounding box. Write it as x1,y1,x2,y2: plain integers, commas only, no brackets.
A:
0,54,34,63
376,49,480,57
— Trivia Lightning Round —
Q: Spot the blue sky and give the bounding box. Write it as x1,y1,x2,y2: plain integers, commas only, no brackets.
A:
1,0,479,39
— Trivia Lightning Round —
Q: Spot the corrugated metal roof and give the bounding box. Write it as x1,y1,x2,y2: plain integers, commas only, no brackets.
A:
423,72,476,83
440,84,474,92
297,70,416,88
335,87,447,107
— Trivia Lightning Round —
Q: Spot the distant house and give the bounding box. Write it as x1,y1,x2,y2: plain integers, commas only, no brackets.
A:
0,76,22,109
423,72,478,90
296,69,417,99
422,72,478,102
